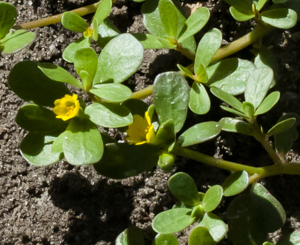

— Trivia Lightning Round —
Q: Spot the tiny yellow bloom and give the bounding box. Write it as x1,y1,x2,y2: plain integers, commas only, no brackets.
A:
53,94,80,121
125,111,156,145
83,27,93,38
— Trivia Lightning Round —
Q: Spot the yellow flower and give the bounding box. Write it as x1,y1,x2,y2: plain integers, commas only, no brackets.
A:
83,27,93,38
125,111,156,145
53,94,80,121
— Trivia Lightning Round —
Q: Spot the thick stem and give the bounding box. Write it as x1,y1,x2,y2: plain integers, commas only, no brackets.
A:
15,2,99,30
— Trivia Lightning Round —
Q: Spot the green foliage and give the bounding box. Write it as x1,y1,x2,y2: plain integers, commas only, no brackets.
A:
199,213,227,242
277,230,300,245
61,12,89,32
189,226,216,245
152,234,179,245
116,226,145,245
202,185,223,213
223,171,249,196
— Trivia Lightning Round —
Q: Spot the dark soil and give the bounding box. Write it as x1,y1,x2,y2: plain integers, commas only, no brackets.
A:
1,0,300,244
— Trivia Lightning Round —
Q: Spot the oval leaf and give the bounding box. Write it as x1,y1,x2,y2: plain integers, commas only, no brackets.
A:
189,226,216,245
267,117,296,137
62,37,90,63
199,213,227,242
61,12,88,32
169,172,200,206
85,102,133,128
21,133,63,166
153,72,190,133
152,234,179,245
90,83,132,102
254,91,280,116
0,2,17,39
223,170,249,197
189,83,211,115
203,185,223,213
16,104,67,134
219,117,253,136
63,118,103,165
261,8,297,29
158,0,178,38
179,121,222,147
153,208,195,234
116,226,145,245
207,58,256,95
8,61,70,107
94,34,143,84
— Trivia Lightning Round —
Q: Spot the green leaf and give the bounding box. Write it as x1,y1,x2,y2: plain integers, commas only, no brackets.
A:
0,2,17,39
158,0,178,38
261,8,297,29
210,87,243,112
277,230,300,245
94,142,160,179
267,117,296,137
179,121,222,147
153,72,190,133
61,12,88,32
94,34,143,84
8,61,70,107
195,64,208,83
203,185,223,213
244,67,273,109
189,83,211,115
275,113,300,155
122,99,148,118
178,7,210,43
116,226,145,245
223,0,254,15
199,213,227,242
62,37,90,63
219,117,253,136
38,63,82,89
152,208,195,234
63,118,103,165
194,28,222,69
256,0,268,11
156,119,175,145
74,47,98,89
0,30,36,55
97,18,120,48
254,91,280,116
21,133,63,166
220,106,248,118
229,6,255,21
158,152,175,172
152,234,179,245
16,104,67,134
263,242,275,245
223,171,249,197
207,58,256,95
91,0,112,41
85,102,133,127
189,226,216,245
90,83,132,102
243,102,255,117
169,172,200,206
51,132,65,153
177,64,195,80
227,183,286,245
133,33,176,49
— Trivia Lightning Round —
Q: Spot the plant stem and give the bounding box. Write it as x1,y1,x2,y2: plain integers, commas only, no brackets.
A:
16,2,100,30
131,85,153,100
176,147,300,179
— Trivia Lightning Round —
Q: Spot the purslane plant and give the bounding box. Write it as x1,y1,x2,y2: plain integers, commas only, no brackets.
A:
2,0,300,244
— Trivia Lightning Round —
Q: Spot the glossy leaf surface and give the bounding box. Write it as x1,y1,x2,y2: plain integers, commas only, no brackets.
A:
62,37,90,63
158,0,178,38
189,83,211,115
254,91,280,116
94,34,143,84
152,234,179,245
152,208,195,234
85,102,133,128
267,118,296,137
8,61,70,107
21,133,62,166
189,226,216,245
61,12,88,32
94,143,160,179
179,121,222,147
133,33,175,49
116,226,145,245
203,185,223,212
169,172,200,206
219,117,253,136
229,6,254,21
153,72,190,133
261,8,297,29
223,171,249,197
38,63,82,89
92,0,112,40
207,58,255,95
199,213,227,242
90,84,132,102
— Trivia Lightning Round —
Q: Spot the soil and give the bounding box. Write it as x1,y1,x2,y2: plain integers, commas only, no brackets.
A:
1,0,300,244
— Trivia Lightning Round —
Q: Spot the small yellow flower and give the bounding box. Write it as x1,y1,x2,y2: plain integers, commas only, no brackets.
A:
83,27,93,38
53,94,80,121
125,111,156,145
